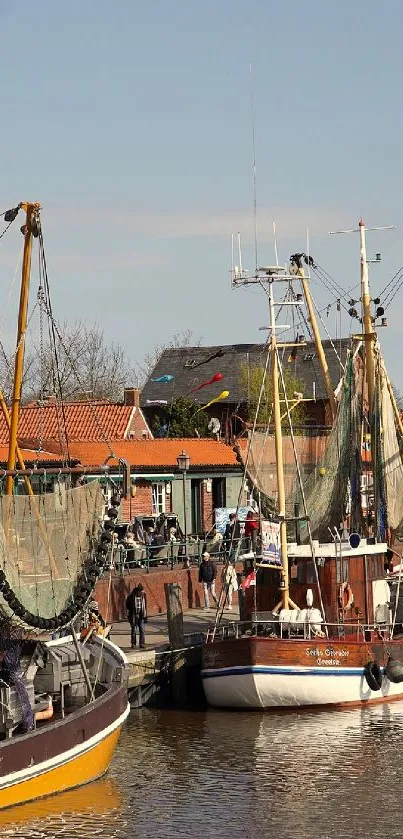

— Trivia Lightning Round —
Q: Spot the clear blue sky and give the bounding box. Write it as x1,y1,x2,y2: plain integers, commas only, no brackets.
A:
1,0,403,387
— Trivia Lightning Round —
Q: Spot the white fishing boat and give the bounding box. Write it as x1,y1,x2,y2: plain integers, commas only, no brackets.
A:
202,221,403,709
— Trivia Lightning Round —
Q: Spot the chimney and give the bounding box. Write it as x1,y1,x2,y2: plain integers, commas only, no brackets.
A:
124,387,140,407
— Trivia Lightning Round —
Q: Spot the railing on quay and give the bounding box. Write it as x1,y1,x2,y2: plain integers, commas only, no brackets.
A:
111,536,252,575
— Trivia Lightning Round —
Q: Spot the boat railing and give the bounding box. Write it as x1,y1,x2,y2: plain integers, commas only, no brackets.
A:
206,619,392,643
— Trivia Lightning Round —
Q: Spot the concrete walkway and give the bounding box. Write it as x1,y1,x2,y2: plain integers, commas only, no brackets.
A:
110,605,239,654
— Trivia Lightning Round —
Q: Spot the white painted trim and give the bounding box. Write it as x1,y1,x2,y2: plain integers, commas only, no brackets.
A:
288,541,387,558
0,703,130,790
95,635,129,665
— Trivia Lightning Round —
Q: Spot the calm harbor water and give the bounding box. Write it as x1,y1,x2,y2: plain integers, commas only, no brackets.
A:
1,701,403,838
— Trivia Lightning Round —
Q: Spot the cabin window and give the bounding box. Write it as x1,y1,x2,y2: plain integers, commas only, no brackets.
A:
296,560,316,584
152,483,166,515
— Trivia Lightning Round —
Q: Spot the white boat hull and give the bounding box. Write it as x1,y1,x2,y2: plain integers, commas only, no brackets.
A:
201,664,403,709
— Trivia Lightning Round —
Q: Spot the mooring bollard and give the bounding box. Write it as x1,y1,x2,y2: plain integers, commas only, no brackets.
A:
164,582,187,705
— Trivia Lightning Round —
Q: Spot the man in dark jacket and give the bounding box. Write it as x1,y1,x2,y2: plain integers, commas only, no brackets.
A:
126,583,147,648
198,552,218,609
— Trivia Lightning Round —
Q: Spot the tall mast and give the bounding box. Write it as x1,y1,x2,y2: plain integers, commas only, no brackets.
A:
268,278,289,609
359,219,375,409
296,265,337,421
6,202,39,495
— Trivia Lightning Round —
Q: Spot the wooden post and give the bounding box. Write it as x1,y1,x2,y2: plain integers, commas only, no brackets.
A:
297,266,337,420
6,203,40,495
359,220,376,410
164,582,186,705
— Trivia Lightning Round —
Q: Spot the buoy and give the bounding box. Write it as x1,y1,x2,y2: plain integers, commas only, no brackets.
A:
338,581,354,609
385,657,403,684
364,660,383,691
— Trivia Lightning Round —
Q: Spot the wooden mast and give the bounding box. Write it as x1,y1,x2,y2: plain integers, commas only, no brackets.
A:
359,219,376,409
296,266,337,421
6,202,39,496
268,278,289,609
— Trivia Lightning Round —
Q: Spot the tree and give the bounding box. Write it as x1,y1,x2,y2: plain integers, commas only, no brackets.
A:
392,384,403,412
152,397,210,438
240,361,306,430
135,329,202,386
0,321,135,404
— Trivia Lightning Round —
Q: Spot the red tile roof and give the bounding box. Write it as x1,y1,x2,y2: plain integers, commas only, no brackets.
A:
0,402,151,444
67,439,240,469
0,446,67,464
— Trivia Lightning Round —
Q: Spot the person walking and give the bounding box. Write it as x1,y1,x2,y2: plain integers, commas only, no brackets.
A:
221,561,238,610
199,552,218,610
126,583,147,648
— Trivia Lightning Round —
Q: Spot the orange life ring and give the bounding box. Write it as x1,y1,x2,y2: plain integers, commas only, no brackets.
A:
339,581,354,610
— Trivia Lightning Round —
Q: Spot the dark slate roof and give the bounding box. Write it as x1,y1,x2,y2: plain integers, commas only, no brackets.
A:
141,339,350,406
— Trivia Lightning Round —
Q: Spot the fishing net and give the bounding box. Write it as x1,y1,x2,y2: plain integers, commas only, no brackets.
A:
380,360,403,532
295,352,359,542
0,480,104,619
239,430,330,517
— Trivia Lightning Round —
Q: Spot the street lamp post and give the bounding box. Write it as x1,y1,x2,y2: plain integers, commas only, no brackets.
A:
177,449,190,560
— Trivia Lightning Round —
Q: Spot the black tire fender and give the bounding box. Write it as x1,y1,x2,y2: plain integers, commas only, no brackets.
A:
364,660,383,691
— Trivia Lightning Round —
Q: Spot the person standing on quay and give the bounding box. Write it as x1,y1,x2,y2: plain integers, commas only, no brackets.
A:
199,552,218,610
126,583,147,648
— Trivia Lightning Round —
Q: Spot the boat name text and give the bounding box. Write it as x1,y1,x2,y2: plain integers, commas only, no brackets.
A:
306,647,349,666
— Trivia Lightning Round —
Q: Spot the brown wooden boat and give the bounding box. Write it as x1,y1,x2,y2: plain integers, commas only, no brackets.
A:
202,230,403,710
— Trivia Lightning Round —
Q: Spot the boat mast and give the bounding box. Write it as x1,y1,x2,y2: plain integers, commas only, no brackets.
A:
6,202,39,495
295,263,337,421
268,278,289,609
359,220,376,408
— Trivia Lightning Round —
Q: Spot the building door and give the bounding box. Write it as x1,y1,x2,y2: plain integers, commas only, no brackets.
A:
212,477,226,510
191,479,202,535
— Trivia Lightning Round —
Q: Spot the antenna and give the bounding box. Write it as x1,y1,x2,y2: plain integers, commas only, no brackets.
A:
238,232,243,276
273,220,279,266
231,233,234,288
249,62,258,271
329,219,395,410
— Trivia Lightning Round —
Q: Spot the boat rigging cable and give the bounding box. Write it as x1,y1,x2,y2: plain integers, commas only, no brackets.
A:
276,347,328,629
378,265,403,310
212,342,273,634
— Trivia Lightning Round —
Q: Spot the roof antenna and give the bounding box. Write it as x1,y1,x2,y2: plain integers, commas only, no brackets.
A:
273,220,279,267
238,231,243,277
249,62,258,272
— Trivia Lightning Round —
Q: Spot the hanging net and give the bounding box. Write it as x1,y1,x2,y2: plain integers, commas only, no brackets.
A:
239,430,330,516
0,481,104,619
294,351,359,542
379,359,403,532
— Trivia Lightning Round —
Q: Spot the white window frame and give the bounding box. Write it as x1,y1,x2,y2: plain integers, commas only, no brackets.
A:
152,482,166,515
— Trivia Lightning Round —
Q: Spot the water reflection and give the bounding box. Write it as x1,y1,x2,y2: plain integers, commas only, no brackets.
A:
0,777,125,837
4,703,403,838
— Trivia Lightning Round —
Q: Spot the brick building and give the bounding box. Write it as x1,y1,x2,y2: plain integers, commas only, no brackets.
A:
66,438,246,535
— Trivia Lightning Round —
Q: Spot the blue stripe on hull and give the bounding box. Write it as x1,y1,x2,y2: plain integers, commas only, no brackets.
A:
201,664,368,679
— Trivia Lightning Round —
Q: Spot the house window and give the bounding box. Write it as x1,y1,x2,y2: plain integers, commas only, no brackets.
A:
152,483,166,515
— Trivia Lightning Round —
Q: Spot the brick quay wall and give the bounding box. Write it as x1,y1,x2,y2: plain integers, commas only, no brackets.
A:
94,563,238,621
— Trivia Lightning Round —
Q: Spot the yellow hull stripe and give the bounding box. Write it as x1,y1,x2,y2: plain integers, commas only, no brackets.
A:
0,705,130,810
